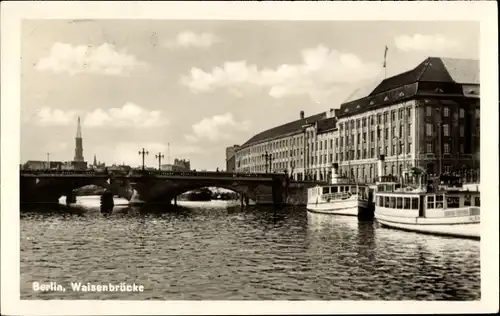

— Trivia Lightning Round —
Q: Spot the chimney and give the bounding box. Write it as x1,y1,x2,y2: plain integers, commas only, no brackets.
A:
300,111,305,119
377,154,385,182
329,108,334,118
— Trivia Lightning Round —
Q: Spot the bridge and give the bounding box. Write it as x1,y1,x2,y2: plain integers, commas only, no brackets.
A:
19,169,290,206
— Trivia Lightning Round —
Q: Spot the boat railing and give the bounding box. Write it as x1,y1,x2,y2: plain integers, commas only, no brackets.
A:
443,207,480,218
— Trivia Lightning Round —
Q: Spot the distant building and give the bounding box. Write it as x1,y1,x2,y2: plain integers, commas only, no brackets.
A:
160,158,191,171
90,155,106,169
225,145,240,172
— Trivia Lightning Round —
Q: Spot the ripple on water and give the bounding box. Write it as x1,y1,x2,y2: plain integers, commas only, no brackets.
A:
20,201,480,300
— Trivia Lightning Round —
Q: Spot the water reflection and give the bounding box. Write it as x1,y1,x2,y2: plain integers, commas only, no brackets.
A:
20,200,479,300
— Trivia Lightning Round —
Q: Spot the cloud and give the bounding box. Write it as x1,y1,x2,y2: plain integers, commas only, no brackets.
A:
164,31,221,49
185,113,250,142
35,42,148,76
35,107,78,126
394,34,461,52
34,103,166,128
83,103,166,128
180,45,382,100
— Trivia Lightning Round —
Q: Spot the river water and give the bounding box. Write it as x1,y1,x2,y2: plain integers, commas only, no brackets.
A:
20,197,480,300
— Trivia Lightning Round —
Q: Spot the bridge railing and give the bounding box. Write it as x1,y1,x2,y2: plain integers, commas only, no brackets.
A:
20,169,110,176
129,170,285,178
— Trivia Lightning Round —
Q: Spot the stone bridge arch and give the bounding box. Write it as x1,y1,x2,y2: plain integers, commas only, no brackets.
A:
20,175,132,204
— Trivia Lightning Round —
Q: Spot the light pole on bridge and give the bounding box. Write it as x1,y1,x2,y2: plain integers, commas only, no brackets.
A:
138,148,149,170
155,152,164,170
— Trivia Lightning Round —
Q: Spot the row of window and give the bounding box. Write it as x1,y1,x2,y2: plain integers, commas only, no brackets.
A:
425,142,465,154
425,123,466,137
426,106,474,119
377,196,420,210
339,107,412,131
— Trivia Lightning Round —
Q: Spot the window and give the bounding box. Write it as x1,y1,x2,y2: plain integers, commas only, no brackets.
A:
474,196,480,206
320,141,323,150
371,148,375,158
460,108,465,118
411,197,419,209
392,145,396,156
475,108,480,118
407,123,412,137
443,124,449,136
363,149,367,159
447,196,460,208
362,118,366,127
396,197,403,209
399,125,403,138
385,128,389,139
426,123,432,136
392,111,396,121
384,112,388,123
407,142,412,154
357,134,360,144
370,131,374,142
444,143,450,154
427,195,435,209
329,154,332,162
464,195,471,206
377,114,381,124
377,128,381,139
426,142,433,153
460,125,464,137
404,197,410,209
392,127,396,138
330,139,333,148
426,106,432,116
444,107,450,117
407,108,412,118
384,196,390,207
436,195,444,208
390,197,396,208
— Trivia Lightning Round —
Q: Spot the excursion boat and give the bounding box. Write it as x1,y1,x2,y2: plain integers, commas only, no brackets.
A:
374,173,480,240
306,163,371,217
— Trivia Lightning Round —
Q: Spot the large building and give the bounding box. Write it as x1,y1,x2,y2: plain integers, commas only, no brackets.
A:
160,158,191,171
234,57,480,183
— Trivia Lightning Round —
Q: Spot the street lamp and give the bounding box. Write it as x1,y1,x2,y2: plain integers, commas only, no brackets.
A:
155,152,164,170
138,148,149,170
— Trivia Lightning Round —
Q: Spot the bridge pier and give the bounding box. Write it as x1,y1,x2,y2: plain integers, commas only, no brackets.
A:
66,190,76,205
174,196,177,206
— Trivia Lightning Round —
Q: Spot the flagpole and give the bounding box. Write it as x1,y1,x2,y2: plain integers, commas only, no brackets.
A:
383,45,388,79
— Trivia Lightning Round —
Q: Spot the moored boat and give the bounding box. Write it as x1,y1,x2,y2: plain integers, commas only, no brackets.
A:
306,163,371,217
374,171,480,240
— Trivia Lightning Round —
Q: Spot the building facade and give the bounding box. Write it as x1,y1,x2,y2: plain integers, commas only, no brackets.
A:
234,57,480,184
160,158,191,171
225,145,240,172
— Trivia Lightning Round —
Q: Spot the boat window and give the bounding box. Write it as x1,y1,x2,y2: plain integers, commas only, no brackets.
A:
351,186,357,194
427,195,435,209
464,195,471,206
345,186,350,192
436,194,444,208
390,197,396,208
411,197,419,209
447,196,460,208
339,186,344,192
474,196,480,206
377,196,383,207
395,184,401,190
404,197,411,209
396,197,403,209
384,196,390,207
332,186,338,193
322,187,330,194
377,185,384,192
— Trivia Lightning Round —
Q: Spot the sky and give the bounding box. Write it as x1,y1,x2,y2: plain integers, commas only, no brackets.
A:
20,20,479,170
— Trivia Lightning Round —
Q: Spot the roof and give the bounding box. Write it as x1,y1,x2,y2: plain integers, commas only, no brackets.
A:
343,77,384,103
240,112,327,148
338,57,479,118
316,117,337,134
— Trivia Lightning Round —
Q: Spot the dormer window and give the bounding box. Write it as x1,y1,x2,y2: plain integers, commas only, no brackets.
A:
384,96,389,102
345,108,350,113
369,100,375,105
435,88,444,93
356,105,361,109
398,92,404,97
468,89,477,94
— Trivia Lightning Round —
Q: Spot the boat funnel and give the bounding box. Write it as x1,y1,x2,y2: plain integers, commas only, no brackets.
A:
377,154,385,182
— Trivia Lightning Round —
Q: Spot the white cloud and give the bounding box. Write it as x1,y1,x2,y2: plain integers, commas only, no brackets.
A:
34,103,166,128
186,113,250,142
35,42,148,76
181,45,382,100
35,107,78,126
83,103,166,128
164,31,221,49
394,34,461,52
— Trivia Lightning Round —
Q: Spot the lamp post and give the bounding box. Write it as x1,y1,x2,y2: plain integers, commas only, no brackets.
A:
46,152,50,170
138,148,149,170
155,152,164,170
262,151,269,173
262,151,274,173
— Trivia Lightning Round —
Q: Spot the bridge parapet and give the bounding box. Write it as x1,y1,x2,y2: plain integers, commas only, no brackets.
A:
128,169,286,179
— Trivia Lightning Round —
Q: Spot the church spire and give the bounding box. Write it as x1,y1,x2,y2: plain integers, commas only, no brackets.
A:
76,116,82,138
93,154,97,166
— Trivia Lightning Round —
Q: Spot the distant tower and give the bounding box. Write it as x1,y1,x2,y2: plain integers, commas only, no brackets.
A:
74,116,84,162
93,154,97,166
